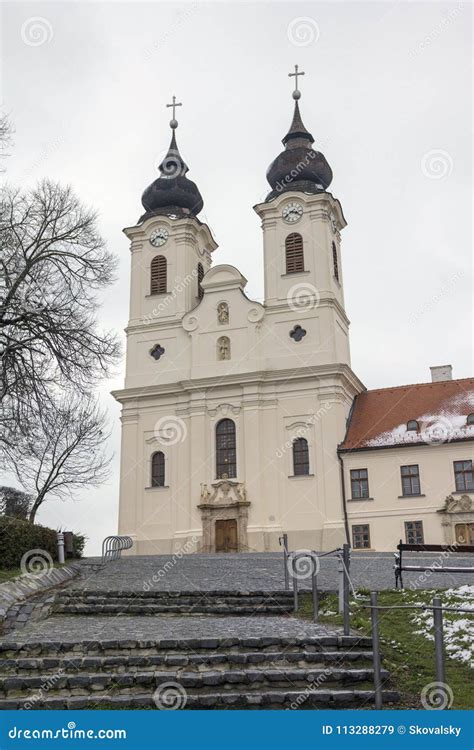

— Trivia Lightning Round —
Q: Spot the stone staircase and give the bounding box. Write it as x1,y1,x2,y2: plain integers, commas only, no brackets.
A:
52,590,295,616
0,632,398,709
0,586,399,709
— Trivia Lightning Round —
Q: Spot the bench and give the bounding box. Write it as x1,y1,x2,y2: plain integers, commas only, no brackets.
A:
394,540,474,589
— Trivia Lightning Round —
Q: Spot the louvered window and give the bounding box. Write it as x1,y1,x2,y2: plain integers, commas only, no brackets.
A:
197,263,204,299
285,233,304,274
150,256,167,295
332,241,339,281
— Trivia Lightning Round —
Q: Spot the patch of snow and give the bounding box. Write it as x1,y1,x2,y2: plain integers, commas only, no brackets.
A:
411,586,474,668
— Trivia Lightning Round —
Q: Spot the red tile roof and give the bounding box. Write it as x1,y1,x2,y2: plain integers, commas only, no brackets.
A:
339,377,474,451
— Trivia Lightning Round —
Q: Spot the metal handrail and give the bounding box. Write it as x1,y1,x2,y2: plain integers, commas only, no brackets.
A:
101,535,133,563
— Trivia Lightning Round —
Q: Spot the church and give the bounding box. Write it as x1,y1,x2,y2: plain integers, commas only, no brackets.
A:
112,68,474,555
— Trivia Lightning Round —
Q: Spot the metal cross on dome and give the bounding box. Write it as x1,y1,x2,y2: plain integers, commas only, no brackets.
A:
288,65,305,100
166,95,182,128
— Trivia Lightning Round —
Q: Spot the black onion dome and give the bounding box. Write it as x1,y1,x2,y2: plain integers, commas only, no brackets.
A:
265,100,332,202
140,130,203,222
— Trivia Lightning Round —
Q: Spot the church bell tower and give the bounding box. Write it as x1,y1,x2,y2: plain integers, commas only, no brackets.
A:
254,66,351,368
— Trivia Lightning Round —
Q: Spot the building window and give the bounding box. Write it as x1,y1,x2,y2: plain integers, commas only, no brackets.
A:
352,524,370,549
150,255,167,295
467,414,474,425
332,241,339,282
216,418,236,479
350,469,369,499
151,451,165,487
197,262,204,300
454,460,474,491
292,438,310,476
406,420,419,432
405,520,424,545
285,233,304,274
401,465,421,496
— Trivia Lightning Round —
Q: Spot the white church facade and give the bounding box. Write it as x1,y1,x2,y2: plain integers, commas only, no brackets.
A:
113,72,474,554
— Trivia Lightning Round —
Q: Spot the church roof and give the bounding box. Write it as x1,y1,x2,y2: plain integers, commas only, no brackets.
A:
339,377,474,451
265,69,333,201
140,102,203,223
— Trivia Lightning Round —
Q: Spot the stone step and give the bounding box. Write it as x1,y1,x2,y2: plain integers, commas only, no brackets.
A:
57,590,294,599
0,688,400,710
0,634,373,658
0,649,374,675
0,667,389,698
53,603,293,615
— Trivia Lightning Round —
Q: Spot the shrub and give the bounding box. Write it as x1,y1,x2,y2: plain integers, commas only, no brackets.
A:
0,517,86,569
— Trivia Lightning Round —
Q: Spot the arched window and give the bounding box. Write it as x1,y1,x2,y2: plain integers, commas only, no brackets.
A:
332,241,339,282
150,256,167,295
285,233,304,274
151,451,165,487
292,438,310,476
197,262,204,300
467,414,474,425
407,420,419,432
216,418,236,479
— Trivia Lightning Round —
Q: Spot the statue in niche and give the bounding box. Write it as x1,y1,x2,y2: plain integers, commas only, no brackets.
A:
217,336,231,361
217,302,229,325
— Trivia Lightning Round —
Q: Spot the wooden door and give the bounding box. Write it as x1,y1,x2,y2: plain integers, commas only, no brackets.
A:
455,523,474,545
215,519,238,552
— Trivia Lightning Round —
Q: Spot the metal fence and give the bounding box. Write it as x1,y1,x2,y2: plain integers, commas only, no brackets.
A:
101,535,133,563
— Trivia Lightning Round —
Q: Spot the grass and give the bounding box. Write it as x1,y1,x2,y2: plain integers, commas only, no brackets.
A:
297,589,474,710
0,563,66,584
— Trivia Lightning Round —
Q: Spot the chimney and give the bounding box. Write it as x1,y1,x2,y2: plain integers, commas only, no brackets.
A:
430,365,453,383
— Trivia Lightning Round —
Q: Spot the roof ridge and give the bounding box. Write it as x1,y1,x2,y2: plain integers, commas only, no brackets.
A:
362,377,474,395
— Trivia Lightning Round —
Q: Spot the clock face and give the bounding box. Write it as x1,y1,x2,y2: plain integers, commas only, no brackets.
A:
282,202,303,224
149,227,169,247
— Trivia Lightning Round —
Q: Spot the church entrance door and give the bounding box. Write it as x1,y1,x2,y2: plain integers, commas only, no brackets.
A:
215,519,238,552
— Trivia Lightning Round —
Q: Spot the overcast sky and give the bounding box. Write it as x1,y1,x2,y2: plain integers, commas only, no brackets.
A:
2,1,472,555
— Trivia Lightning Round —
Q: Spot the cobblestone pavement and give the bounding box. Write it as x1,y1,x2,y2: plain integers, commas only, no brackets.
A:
73,551,474,593
0,614,338,644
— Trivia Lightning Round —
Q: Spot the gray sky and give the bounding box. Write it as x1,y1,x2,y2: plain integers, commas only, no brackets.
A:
2,1,472,555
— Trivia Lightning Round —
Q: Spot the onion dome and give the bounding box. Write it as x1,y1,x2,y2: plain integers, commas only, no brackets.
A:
265,66,333,202
140,97,203,222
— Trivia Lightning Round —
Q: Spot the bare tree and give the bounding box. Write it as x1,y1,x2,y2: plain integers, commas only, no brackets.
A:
3,396,112,523
0,179,120,446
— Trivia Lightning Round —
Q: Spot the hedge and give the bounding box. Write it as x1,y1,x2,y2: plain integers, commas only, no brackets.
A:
0,516,85,569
